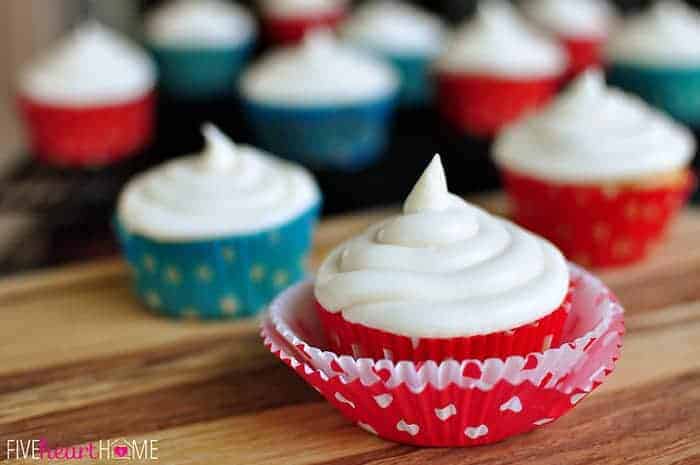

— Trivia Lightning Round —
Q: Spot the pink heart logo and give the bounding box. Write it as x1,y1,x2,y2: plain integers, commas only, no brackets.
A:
113,445,129,458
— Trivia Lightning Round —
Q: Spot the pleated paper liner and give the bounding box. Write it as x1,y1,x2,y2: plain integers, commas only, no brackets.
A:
315,284,573,362
17,91,156,168
261,264,625,447
502,169,696,268
435,71,561,138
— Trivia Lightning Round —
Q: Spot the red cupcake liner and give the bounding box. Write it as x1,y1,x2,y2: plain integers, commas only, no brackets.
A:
502,169,696,268
315,284,573,363
262,10,346,45
561,36,605,81
435,71,561,138
17,91,156,168
262,264,625,446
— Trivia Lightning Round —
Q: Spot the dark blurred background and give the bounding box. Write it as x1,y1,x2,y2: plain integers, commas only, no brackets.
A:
0,0,698,274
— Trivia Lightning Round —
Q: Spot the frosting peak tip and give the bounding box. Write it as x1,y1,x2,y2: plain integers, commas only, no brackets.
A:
201,123,237,169
403,155,449,214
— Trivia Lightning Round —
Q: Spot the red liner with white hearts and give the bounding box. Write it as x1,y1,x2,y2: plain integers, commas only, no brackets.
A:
262,10,346,45
17,91,156,168
261,264,624,447
435,71,561,138
502,168,696,268
315,284,573,362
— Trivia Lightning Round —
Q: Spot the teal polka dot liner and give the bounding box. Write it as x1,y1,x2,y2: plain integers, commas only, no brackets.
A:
150,40,255,100
607,63,700,127
114,203,320,320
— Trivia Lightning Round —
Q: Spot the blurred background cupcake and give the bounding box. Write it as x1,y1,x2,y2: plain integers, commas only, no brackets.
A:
239,30,399,172
145,0,257,101
521,0,618,81
115,124,321,319
16,20,156,167
434,0,567,139
494,70,696,268
606,0,700,128
341,0,446,107
259,0,348,45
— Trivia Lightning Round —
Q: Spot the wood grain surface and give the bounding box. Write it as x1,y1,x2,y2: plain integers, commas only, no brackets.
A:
1,195,699,464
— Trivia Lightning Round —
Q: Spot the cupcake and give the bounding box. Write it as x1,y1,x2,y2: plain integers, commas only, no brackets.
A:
434,0,567,138
494,70,696,268
115,124,321,319
239,31,399,171
145,0,257,101
314,155,572,362
606,0,700,127
17,21,156,167
341,1,446,106
259,0,348,45
521,0,618,80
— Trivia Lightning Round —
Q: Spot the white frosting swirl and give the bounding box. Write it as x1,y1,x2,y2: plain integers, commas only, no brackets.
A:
436,0,567,77
240,31,399,105
145,0,256,47
493,70,696,183
118,124,320,241
315,156,569,338
522,0,618,38
259,0,347,18
19,21,156,106
341,1,446,56
606,0,700,66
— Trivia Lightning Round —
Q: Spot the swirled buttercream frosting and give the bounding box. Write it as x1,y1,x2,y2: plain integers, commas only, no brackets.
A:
435,0,566,77
493,70,695,183
606,0,700,66
315,156,569,337
118,124,320,241
240,30,398,105
259,0,347,18
19,21,156,106
522,0,618,38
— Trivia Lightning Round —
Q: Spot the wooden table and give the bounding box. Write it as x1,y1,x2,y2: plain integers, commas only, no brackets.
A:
1,196,699,464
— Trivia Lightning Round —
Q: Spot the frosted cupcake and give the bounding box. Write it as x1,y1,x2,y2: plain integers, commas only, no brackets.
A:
17,21,156,167
240,31,399,171
315,156,572,362
522,0,617,80
115,124,321,319
341,1,446,106
259,0,348,45
435,1,567,138
494,70,695,268
606,0,700,126
145,0,257,100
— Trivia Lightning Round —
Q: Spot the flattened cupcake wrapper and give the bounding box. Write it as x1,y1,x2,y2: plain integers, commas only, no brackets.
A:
150,41,255,100
18,91,155,167
242,96,397,171
436,71,561,138
262,10,346,45
561,36,604,81
315,284,572,362
503,169,695,268
115,203,320,320
607,63,700,126
261,264,625,447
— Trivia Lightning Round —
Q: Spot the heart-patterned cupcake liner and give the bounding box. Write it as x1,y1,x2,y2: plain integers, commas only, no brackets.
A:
502,168,696,268
261,264,625,446
314,284,573,362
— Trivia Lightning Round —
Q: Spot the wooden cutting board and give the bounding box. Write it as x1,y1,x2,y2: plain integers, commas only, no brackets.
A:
1,195,699,465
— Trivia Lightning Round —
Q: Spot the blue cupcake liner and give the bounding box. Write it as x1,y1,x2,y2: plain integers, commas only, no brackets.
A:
150,40,255,100
388,52,435,106
114,203,320,320
607,63,700,126
241,95,397,171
